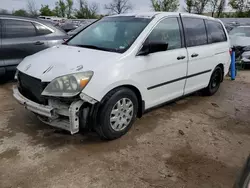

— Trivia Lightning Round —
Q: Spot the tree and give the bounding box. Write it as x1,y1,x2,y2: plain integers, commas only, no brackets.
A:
75,0,99,19
217,0,226,18
104,0,132,14
209,0,219,17
151,0,179,12
13,9,29,17
66,0,74,18
40,5,54,16
27,0,38,17
54,0,67,17
192,0,209,14
229,0,249,17
0,9,9,15
184,0,194,13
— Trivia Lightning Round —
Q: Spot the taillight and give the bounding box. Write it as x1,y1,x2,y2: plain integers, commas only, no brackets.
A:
229,48,232,55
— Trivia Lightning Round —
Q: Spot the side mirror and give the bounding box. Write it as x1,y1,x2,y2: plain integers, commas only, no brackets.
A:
137,41,168,56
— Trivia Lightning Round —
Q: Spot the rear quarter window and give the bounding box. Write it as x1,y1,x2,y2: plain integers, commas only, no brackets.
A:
205,20,227,43
33,22,52,36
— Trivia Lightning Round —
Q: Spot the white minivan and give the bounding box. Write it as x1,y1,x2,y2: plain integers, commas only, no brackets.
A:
13,12,231,140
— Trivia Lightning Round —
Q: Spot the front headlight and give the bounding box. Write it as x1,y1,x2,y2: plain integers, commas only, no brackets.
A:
42,71,93,97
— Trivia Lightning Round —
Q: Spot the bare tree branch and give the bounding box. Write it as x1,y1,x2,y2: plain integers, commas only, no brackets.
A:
217,0,226,17
104,0,132,14
192,0,209,14
209,0,219,17
26,0,38,17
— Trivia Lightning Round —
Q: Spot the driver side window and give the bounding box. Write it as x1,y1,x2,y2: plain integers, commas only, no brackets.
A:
146,18,182,50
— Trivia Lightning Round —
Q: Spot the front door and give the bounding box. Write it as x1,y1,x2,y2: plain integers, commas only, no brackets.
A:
1,19,47,71
135,17,188,109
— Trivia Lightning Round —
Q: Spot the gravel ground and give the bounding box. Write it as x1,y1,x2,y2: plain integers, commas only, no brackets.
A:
0,72,250,188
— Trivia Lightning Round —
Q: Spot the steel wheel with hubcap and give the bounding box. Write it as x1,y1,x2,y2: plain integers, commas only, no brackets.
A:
96,87,138,140
110,98,134,131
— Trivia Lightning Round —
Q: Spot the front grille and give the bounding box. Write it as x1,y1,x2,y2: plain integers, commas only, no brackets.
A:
18,72,48,105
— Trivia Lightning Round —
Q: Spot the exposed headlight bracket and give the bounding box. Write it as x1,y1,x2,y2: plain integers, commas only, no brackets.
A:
80,93,97,104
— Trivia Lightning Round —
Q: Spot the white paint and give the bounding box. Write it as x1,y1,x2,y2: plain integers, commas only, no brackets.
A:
17,12,230,111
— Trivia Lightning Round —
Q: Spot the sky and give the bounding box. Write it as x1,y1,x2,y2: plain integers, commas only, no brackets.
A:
0,0,186,14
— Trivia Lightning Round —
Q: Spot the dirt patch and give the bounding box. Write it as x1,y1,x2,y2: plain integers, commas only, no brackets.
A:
1,72,250,188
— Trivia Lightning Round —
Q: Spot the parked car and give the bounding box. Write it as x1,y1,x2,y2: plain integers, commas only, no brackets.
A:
13,12,230,140
60,21,79,32
230,26,250,47
0,15,69,76
234,155,250,188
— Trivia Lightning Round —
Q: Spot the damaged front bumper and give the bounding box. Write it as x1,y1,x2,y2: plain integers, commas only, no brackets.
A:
13,86,88,134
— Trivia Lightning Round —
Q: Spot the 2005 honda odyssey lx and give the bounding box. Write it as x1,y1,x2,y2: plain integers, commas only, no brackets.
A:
13,12,231,140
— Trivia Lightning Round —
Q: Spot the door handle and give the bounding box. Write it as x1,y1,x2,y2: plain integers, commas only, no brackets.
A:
177,56,186,60
34,41,44,45
191,53,199,58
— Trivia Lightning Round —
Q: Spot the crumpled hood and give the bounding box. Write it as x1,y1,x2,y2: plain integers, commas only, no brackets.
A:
17,45,121,82
230,35,250,47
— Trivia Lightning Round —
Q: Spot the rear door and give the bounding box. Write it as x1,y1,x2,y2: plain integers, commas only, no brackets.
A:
205,19,230,75
181,17,213,95
1,18,47,70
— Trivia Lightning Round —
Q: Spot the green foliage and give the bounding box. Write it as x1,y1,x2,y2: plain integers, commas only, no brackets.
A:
151,0,179,11
185,0,193,13
229,0,250,17
40,5,54,16
75,0,99,19
54,0,67,17
13,9,29,17
66,0,74,18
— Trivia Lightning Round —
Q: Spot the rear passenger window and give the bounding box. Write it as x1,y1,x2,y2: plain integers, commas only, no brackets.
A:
206,20,227,43
33,22,52,36
3,19,36,38
182,18,207,47
146,18,182,50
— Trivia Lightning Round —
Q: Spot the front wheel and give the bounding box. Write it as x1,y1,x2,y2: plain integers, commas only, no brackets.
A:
95,88,138,140
202,66,223,96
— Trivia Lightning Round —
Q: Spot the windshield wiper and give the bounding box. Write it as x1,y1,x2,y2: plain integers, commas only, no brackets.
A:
75,44,115,52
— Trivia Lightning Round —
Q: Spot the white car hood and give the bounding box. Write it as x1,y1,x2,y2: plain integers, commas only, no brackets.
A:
230,35,250,47
17,45,121,82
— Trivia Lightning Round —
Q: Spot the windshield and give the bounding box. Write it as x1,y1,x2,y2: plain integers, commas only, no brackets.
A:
67,16,151,53
71,23,92,33
229,27,250,37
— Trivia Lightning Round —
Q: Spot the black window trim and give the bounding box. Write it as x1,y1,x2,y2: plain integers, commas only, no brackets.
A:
137,15,184,55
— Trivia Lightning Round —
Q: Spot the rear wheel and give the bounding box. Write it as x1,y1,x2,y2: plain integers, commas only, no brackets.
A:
95,88,138,140
203,66,223,96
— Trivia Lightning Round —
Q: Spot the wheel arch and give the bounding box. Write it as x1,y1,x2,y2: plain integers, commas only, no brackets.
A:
100,84,145,118
215,63,224,82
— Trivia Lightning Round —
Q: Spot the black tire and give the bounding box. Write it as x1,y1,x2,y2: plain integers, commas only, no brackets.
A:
95,87,138,140
202,66,223,96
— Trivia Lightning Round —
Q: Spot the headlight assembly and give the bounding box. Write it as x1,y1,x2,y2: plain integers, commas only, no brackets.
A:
42,71,93,97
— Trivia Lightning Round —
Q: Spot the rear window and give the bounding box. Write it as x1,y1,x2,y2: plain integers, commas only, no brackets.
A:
3,19,36,38
206,20,227,43
182,18,208,47
229,27,250,37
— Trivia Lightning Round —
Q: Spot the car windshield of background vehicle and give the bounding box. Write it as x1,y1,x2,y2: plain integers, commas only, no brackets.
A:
229,27,250,37
67,16,151,53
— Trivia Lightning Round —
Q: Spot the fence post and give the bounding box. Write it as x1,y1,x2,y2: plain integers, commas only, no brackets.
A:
231,47,236,80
